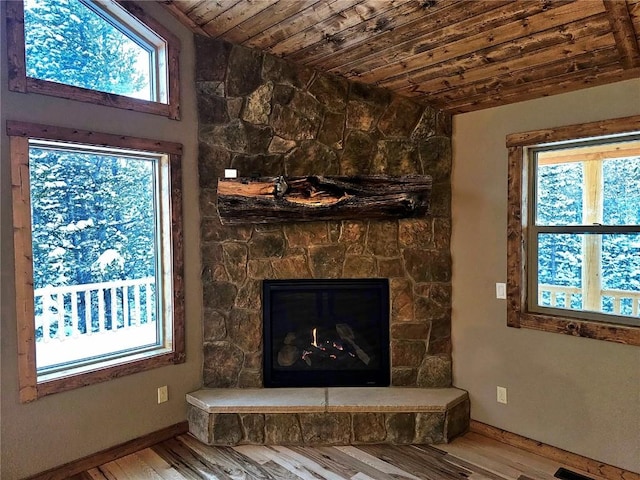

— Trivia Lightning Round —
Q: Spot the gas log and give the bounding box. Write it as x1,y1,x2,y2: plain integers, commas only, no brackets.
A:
217,175,432,224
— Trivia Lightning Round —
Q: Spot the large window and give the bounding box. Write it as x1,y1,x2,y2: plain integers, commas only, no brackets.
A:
506,116,640,345
6,0,180,119
9,121,185,402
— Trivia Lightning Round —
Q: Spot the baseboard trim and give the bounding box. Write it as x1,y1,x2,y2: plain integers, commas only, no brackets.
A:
24,421,189,480
470,420,639,480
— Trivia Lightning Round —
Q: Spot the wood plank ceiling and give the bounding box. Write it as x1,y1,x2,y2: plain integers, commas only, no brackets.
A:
162,0,640,114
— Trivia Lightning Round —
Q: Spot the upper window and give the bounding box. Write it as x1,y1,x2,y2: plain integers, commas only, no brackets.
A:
9,121,185,402
506,116,640,346
7,0,180,119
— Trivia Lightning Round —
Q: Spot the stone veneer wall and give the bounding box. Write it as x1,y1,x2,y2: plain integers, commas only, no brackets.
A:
196,35,453,389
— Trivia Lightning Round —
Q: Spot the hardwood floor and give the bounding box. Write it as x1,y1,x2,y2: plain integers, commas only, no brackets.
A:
73,432,607,480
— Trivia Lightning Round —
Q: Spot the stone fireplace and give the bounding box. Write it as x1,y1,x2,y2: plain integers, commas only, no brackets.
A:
196,35,453,390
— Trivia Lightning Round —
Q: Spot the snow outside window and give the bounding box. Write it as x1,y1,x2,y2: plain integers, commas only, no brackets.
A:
24,0,163,102
7,0,180,119
9,122,184,402
528,138,640,326
29,141,173,377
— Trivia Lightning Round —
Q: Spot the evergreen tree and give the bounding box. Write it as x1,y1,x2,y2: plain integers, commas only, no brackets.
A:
24,0,147,98
537,156,640,315
537,162,583,289
30,148,156,290
24,0,158,337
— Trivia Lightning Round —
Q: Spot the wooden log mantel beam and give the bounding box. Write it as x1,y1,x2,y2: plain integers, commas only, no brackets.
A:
217,175,432,224
603,0,640,69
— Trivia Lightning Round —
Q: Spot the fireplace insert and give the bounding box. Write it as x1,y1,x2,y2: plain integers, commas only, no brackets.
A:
263,278,390,387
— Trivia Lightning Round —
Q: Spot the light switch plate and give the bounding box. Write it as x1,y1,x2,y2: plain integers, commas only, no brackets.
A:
496,283,506,299
497,386,507,404
157,386,168,404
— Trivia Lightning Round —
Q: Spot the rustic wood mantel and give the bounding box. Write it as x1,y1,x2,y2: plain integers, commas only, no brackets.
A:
217,175,432,224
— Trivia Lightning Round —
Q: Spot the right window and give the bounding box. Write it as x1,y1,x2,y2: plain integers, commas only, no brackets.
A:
532,139,640,323
506,116,640,345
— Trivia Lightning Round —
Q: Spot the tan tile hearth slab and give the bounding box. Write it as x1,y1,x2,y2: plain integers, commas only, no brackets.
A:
187,387,468,414
187,388,327,413
326,387,466,412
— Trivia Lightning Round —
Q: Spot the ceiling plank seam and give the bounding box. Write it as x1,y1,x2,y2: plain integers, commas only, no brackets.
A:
603,0,640,69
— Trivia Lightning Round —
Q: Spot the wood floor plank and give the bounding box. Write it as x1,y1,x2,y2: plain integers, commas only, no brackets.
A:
136,449,187,480
467,474,502,480
233,446,306,479
459,435,561,479
248,445,332,479
288,446,406,480
358,444,475,480
152,439,224,480
251,460,307,480
180,435,287,480
405,444,479,479
97,460,133,480
415,446,508,480
117,453,171,480
468,437,560,479
271,446,350,480
232,445,275,466
350,473,379,480
466,433,599,478
333,446,421,480
456,434,608,480
435,438,540,479
84,469,110,480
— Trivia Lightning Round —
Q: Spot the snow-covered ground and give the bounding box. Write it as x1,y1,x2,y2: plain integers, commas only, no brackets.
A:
36,321,158,369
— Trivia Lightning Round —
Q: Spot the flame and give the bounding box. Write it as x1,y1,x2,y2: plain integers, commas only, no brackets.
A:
311,328,318,347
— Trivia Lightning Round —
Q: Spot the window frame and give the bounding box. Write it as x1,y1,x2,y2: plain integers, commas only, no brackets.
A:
6,0,181,120
8,120,185,402
527,140,640,326
506,115,640,346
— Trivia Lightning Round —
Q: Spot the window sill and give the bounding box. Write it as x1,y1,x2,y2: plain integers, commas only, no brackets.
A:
508,310,640,346
34,350,184,400
14,78,179,119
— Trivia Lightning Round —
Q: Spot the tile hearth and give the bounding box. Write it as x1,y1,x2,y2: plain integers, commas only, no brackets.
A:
187,387,469,446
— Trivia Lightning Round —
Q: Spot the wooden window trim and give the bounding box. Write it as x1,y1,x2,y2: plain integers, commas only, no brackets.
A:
8,120,185,403
5,0,181,120
506,115,640,346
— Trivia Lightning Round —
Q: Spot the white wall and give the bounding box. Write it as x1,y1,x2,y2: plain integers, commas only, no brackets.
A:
452,78,640,472
0,3,202,478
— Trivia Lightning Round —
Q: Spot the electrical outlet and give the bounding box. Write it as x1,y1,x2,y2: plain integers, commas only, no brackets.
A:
497,386,508,404
157,386,168,404
496,282,506,299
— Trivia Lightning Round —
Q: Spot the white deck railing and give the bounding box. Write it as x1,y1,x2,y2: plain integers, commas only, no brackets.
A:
34,277,157,369
35,277,156,340
539,284,640,317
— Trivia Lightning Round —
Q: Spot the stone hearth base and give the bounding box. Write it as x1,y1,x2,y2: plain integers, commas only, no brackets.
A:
186,387,469,446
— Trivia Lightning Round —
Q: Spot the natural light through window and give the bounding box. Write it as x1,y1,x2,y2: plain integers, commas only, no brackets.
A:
23,0,166,102
531,139,640,324
28,140,174,378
